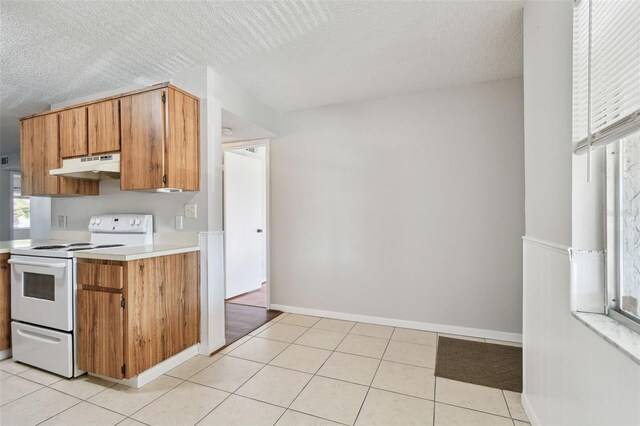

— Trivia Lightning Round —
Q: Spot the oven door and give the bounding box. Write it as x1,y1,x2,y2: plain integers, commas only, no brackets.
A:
9,255,73,331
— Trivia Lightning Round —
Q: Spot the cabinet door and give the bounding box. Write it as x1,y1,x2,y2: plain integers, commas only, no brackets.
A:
20,115,60,196
88,100,120,155
120,89,165,190
59,107,88,158
0,254,10,351
166,88,199,191
77,290,124,379
124,252,199,377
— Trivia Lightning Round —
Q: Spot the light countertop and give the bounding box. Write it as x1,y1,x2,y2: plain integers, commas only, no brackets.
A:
74,243,200,261
1,239,39,254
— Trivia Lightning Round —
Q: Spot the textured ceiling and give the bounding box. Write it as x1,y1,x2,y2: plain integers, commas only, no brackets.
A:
0,0,523,153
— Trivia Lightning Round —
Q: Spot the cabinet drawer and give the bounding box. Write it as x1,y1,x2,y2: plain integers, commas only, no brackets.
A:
77,262,123,290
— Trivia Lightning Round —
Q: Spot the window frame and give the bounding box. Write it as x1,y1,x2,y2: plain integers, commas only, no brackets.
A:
10,170,30,234
606,137,640,334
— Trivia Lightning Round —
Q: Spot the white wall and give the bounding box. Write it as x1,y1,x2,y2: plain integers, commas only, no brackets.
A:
271,78,525,337
522,2,640,424
0,170,12,240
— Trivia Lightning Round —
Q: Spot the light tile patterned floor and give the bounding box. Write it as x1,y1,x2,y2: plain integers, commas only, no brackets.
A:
0,313,528,426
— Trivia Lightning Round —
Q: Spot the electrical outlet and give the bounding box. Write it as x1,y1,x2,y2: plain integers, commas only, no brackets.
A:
57,215,67,228
184,204,197,219
175,215,184,230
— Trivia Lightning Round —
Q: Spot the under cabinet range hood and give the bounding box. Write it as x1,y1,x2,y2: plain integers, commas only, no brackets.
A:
50,153,183,192
50,153,120,180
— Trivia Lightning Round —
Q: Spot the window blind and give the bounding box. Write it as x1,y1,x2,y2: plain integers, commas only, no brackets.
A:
574,0,640,154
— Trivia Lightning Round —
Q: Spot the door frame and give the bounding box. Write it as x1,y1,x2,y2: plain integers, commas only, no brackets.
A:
221,139,271,309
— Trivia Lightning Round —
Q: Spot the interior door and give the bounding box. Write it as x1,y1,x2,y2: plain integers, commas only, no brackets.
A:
224,150,263,299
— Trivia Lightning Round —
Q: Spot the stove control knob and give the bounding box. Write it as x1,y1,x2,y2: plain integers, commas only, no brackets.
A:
129,219,135,226
134,219,141,226
95,218,102,225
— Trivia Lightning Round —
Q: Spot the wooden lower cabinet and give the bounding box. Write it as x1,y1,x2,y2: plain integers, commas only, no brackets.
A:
0,253,10,351
77,290,124,379
77,251,199,379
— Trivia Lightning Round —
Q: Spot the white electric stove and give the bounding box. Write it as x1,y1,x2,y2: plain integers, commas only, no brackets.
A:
9,214,153,378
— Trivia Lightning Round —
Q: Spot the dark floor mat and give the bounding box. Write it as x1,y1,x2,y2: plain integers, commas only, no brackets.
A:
435,337,522,392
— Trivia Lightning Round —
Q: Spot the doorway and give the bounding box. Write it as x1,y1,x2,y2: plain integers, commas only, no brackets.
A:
224,144,267,307
222,138,279,346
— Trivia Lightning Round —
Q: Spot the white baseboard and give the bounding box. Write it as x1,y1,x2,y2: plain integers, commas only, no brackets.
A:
271,304,523,343
91,345,198,388
521,393,539,426
0,348,12,361
198,339,226,356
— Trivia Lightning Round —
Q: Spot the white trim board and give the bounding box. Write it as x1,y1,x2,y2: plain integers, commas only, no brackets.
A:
522,236,570,255
521,393,540,426
91,345,198,388
0,348,11,361
270,304,523,343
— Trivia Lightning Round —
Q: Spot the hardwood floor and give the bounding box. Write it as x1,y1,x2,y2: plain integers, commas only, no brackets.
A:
226,284,267,307
220,303,281,352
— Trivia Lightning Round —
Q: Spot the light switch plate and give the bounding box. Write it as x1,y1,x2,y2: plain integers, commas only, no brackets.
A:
57,215,67,228
175,215,184,230
184,204,197,219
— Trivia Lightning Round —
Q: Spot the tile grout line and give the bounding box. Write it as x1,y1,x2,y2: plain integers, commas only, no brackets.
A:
270,319,366,425
433,378,437,425
434,400,516,421
0,373,51,408
286,408,351,426
277,321,354,423
193,346,283,425
352,327,395,425
502,389,514,419
110,376,186,421
34,395,85,425
192,391,232,426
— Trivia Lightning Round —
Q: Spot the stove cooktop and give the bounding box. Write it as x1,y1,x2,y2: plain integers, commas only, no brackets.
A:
30,243,125,252
11,214,153,259
12,242,128,258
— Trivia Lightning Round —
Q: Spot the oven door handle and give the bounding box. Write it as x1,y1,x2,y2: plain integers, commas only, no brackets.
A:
7,259,68,269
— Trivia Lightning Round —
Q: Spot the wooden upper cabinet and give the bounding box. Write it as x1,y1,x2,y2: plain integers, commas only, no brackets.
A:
20,83,198,195
88,100,120,155
59,107,88,158
21,114,61,196
166,88,199,191
20,115,99,197
120,89,166,190
120,86,200,191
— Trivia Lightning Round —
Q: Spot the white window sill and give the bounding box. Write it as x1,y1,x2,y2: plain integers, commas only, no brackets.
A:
572,312,640,365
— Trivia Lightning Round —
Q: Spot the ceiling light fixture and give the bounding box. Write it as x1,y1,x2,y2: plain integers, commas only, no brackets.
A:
222,127,233,136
